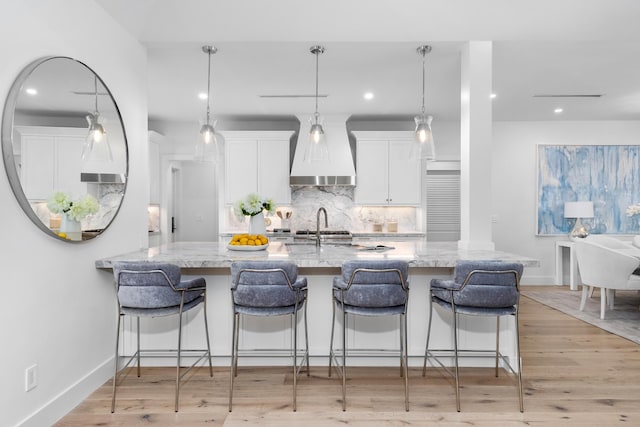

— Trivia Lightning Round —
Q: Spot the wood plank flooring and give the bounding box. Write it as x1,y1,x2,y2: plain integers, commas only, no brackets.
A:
55,287,640,426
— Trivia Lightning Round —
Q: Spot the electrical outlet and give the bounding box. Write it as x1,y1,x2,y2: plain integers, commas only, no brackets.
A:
25,364,37,392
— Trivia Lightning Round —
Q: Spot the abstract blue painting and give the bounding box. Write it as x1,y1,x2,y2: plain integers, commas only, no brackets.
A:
537,145,640,235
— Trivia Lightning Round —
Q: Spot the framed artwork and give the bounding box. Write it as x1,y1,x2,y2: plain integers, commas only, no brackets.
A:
537,144,640,235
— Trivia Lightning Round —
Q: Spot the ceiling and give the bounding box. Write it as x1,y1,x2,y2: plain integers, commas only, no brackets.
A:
93,0,640,124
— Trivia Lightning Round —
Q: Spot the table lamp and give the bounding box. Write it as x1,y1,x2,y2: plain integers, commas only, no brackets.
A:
564,201,594,241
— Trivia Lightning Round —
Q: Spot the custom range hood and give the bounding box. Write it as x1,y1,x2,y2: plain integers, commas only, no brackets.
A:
289,114,356,186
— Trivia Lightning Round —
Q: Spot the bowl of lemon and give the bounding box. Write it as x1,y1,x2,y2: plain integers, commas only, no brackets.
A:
227,233,269,251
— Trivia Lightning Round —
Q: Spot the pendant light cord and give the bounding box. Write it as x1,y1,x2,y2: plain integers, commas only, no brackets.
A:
421,51,426,116
206,48,212,125
314,49,319,120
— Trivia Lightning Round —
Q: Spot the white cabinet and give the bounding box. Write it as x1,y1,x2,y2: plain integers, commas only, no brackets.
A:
353,132,421,205
16,126,86,200
224,132,292,205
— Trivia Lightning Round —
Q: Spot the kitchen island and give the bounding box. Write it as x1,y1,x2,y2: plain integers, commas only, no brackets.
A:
96,241,538,369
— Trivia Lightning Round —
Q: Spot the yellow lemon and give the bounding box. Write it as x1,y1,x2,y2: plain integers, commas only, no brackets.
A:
58,232,67,238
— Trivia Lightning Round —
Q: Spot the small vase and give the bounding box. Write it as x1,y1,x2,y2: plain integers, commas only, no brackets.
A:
248,213,266,236
60,214,82,241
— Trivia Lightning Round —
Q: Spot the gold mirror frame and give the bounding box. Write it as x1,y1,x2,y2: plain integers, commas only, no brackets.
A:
1,57,128,242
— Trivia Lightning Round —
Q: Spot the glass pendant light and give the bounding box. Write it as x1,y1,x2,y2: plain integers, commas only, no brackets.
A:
411,45,436,161
81,76,113,161
195,45,224,162
304,45,328,162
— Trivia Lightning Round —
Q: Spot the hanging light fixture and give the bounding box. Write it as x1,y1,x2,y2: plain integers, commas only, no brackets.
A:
195,45,224,162
304,45,328,162
81,76,113,161
411,45,436,161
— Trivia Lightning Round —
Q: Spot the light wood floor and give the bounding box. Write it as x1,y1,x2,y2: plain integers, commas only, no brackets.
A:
56,287,640,426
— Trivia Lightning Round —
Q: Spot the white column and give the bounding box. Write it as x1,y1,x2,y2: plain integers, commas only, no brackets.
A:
459,41,494,251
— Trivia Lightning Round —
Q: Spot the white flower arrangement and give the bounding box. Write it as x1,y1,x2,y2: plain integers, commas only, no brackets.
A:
47,192,99,221
234,193,275,219
626,203,640,217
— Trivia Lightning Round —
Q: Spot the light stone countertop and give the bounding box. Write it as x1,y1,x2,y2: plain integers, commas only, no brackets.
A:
95,241,539,269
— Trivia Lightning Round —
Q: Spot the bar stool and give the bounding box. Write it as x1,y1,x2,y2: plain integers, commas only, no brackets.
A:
229,260,309,411
423,260,524,412
328,260,410,411
111,262,212,412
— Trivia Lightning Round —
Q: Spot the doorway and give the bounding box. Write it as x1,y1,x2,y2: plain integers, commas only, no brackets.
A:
163,155,219,243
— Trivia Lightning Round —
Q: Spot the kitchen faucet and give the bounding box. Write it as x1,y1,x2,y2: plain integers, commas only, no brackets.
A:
316,207,328,247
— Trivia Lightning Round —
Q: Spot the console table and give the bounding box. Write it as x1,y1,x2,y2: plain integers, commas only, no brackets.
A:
555,240,579,291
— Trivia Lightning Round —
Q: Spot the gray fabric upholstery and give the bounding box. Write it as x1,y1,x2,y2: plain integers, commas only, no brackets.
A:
113,262,205,315
430,260,522,313
230,261,307,314
333,260,409,310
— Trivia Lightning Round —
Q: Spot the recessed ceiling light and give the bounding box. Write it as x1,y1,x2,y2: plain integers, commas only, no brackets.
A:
25,88,37,95
364,92,374,100
554,108,564,114
198,92,208,100
490,93,497,99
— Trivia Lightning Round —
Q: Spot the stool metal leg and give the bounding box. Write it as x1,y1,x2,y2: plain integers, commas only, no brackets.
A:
341,301,347,411
228,312,238,412
175,299,185,412
452,298,461,412
402,312,409,411
495,317,500,377
304,299,310,375
293,306,298,411
422,296,434,376
515,310,524,412
111,311,122,413
136,317,141,377
328,298,336,377
203,295,213,377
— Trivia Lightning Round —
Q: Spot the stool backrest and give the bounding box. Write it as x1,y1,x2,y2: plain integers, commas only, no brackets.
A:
337,260,409,308
453,261,523,308
231,261,301,308
113,262,182,309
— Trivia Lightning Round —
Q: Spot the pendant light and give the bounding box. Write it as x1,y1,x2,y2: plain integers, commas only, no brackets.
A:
195,45,224,162
304,45,328,162
81,76,113,161
411,45,436,161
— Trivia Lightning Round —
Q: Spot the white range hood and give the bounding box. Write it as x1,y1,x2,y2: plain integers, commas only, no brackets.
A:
289,114,356,186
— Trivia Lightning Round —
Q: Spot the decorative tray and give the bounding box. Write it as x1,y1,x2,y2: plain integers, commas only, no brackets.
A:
227,244,269,251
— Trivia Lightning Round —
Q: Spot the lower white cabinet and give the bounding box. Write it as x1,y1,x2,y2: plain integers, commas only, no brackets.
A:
353,132,421,205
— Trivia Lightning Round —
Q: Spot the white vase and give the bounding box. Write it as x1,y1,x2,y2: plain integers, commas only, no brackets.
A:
248,213,266,235
60,214,82,241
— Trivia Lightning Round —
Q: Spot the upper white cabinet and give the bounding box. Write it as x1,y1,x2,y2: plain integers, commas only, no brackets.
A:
15,126,86,200
353,131,421,206
224,131,292,205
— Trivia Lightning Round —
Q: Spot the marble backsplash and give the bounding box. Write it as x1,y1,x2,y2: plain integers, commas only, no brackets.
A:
225,186,419,233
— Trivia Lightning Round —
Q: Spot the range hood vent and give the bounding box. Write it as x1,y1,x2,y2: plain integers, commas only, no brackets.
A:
289,114,356,186
81,173,125,184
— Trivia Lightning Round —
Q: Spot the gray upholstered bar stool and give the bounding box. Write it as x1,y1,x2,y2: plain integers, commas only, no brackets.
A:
423,260,524,412
229,260,309,412
328,259,410,411
111,262,213,413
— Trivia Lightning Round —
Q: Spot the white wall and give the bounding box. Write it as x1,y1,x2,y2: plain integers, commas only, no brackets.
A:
0,1,148,426
492,120,640,284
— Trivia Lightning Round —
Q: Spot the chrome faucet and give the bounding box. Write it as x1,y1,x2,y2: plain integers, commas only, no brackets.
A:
316,207,328,247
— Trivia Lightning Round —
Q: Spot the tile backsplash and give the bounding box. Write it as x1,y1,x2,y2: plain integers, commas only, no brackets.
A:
225,186,419,232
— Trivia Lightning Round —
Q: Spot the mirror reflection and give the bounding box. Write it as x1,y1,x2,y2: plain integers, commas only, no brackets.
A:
2,57,128,241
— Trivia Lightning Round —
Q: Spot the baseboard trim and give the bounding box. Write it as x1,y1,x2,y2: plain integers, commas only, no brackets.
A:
17,356,114,427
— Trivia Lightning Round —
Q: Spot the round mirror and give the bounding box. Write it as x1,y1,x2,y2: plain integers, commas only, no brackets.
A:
1,57,128,242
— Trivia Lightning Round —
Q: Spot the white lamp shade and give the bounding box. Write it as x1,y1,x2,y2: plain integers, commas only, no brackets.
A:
564,201,594,218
